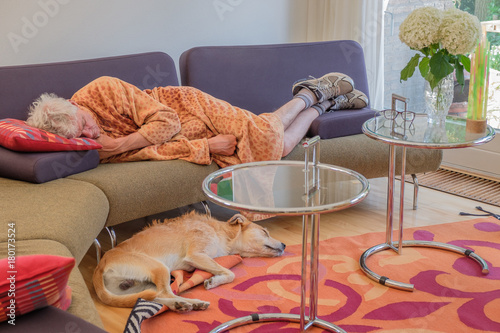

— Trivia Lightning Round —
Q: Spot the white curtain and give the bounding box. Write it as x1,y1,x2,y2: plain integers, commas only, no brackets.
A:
305,0,387,110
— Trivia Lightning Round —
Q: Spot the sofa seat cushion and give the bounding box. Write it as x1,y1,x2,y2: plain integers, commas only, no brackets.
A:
0,178,108,262
68,160,220,227
0,146,100,183
284,134,442,179
0,239,104,329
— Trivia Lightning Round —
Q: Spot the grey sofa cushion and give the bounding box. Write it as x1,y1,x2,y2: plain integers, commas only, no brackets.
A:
0,147,99,183
180,40,377,139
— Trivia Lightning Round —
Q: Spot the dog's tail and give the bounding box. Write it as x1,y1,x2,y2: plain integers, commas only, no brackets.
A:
93,255,161,308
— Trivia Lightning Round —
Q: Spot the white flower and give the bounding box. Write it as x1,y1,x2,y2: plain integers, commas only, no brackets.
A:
399,6,482,88
439,8,481,55
399,6,443,50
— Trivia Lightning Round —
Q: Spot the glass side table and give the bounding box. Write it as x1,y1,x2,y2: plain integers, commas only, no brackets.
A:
202,138,369,332
361,114,496,291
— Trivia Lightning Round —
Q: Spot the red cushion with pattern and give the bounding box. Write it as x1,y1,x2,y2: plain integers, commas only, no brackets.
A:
0,255,75,322
0,118,101,152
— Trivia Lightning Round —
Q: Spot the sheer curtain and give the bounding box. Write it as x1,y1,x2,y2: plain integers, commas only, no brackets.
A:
305,0,387,110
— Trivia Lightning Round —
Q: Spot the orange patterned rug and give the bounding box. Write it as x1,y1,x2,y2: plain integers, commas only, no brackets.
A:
125,217,500,332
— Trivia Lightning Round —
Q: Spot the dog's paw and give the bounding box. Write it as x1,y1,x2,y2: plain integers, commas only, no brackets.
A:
172,301,193,312
204,277,218,290
192,301,210,311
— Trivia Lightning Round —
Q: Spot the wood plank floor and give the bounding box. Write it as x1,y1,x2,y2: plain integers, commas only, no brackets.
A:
78,176,500,333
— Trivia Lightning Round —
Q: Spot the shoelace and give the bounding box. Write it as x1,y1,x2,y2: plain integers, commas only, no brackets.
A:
329,95,350,111
317,77,341,98
304,75,341,100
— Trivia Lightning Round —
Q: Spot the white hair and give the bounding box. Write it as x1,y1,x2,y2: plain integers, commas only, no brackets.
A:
26,93,79,138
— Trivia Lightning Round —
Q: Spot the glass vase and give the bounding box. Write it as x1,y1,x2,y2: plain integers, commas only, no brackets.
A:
424,73,454,124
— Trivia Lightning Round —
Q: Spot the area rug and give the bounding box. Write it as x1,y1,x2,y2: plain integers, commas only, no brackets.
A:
124,217,500,333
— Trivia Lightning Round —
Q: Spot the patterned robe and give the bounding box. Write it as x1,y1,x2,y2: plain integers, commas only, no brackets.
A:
71,76,284,167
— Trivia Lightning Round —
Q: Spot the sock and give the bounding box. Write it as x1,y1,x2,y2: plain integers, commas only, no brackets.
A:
294,88,317,109
311,99,332,116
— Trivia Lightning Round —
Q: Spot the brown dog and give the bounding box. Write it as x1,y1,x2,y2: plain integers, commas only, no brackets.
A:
93,211,285,311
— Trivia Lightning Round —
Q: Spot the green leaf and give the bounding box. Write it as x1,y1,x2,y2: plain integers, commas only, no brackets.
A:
429,51,454,89
426,73,439,90
419,57,430,79
455,60,465,88
429,43,440,56
460,55,471,72
421,46,431,57
400,54,421,82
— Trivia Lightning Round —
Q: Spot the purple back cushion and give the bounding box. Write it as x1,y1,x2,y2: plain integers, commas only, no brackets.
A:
0,52,178,182
0,52,179,120
180,40,377,139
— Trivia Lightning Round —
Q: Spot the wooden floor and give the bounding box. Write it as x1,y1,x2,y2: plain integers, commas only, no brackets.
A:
78,176,500,333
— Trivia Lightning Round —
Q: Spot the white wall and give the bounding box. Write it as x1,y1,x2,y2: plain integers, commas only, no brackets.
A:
0,0,307,69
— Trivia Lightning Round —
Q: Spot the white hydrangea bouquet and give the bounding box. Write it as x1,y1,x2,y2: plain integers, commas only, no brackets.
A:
399,6,481,90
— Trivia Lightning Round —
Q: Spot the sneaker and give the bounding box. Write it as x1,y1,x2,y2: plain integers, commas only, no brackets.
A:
292,72,354,103
328,89,368,111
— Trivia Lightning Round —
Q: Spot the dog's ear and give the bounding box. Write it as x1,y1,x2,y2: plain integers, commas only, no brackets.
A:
228,214,250,226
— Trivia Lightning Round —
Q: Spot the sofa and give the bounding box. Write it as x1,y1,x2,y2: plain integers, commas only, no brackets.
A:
0,40,442,330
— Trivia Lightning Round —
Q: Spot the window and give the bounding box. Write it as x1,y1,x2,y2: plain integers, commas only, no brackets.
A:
384,0,500,179
455,0,500,129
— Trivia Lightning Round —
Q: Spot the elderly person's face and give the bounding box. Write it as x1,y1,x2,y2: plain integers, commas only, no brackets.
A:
69,101,100,139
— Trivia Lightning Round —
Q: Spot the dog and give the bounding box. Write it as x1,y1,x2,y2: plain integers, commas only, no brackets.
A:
93,211,286,312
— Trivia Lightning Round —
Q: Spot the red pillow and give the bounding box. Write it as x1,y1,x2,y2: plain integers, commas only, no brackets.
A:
0,255,75,322
0,118,102,152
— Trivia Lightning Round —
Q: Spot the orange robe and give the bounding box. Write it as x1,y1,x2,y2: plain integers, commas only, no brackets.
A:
71,76,284,167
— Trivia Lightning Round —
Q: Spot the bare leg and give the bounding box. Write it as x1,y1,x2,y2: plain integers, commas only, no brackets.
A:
272,88,330,156
282,108,319,157
273,98,309,130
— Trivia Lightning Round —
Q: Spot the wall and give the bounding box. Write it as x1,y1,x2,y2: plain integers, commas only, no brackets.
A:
0,0,307,70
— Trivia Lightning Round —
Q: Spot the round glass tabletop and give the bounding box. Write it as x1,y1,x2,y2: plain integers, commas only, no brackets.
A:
202,160,369,216
362,114,496,149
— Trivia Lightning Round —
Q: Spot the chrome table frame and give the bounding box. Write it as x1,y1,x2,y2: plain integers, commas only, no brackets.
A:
202,137,369,332
360,113,495,291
